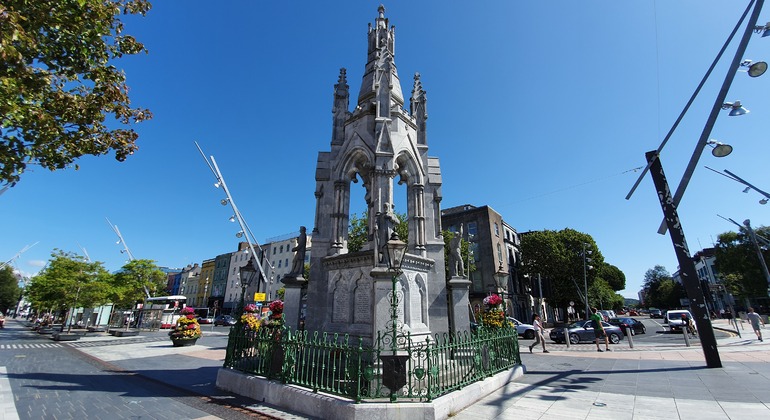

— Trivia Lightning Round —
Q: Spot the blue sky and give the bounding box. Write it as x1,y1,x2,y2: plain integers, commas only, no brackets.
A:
2,1,769,299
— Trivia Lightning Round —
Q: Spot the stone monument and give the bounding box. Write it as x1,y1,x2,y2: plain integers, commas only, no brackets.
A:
304,6,465,345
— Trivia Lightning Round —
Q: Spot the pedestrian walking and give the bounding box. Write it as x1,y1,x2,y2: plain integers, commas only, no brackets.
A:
528,314,549,353
747,307,765,342
590,307,610,352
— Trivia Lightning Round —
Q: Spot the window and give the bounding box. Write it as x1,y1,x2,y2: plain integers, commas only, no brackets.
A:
467,222,477,239
469,242,479,261
497,243,503,264
280,245,284,253
494,222,499,237
278,260,282,268
285,258,289,267
273,247,277,254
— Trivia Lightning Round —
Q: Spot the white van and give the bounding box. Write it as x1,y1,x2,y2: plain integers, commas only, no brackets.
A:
665,309,694,332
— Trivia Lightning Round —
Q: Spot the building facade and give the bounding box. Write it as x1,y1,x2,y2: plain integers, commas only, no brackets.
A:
441,204,528,322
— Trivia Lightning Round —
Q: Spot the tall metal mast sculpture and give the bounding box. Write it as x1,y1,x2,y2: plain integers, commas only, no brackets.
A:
1,242,39,271
195,142,268,288
106,217,149,298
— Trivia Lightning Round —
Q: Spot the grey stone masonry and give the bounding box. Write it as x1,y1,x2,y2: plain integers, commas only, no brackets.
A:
305,6,453,341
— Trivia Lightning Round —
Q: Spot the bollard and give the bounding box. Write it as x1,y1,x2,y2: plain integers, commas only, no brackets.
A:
564,325,570,349
682,326,691,347
626,326,634,349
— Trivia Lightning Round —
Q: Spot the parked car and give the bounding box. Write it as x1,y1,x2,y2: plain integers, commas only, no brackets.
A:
598,310,616,321
214,315,236,326
665,310,695,333
507,317,535,339
649,308,663,319
549,320,624,344
197,316,214,324
608,317,646,335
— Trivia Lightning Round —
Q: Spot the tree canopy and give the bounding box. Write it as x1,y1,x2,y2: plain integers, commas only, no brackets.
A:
714,226,770,299
110,259,168,309
520,228,625,311
0,0,152,186
0,266,21,314
642,265,685,309
25,250,112,313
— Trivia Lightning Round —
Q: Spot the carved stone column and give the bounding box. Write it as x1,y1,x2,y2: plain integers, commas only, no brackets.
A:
281,275,307,331
448,277,472,334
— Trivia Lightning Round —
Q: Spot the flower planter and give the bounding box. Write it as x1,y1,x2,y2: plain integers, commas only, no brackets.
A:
171,337,198,347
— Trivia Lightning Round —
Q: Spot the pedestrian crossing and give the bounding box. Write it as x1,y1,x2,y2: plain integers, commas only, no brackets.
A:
0,343,63,350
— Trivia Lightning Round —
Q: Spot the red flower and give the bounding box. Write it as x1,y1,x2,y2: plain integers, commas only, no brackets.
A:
187,324,196,329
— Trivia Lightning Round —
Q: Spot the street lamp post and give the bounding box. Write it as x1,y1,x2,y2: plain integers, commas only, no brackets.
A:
238,256,258,317
494,263,509,315
582,244,592,320
380,232,408,402
743,219,770,294
646,150,722,368
203,277,209,309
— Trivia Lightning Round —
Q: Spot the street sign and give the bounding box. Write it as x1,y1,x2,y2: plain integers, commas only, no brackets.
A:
254,292,266,301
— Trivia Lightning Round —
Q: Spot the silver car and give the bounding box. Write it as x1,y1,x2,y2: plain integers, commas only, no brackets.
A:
507,317,535,339
549,320,625,344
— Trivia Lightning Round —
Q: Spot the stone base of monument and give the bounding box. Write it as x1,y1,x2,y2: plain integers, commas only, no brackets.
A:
216,365,525,420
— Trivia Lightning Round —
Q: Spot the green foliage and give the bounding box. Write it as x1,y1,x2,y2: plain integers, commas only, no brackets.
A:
347,211,408,253
348,212,369,253
714,227,770,299
598,264,626,292
642,265,685,309
0,266,21,314
0,0,153,186
110,259,167,309
520,229,605,308
26,250,112,312
588,278,625,311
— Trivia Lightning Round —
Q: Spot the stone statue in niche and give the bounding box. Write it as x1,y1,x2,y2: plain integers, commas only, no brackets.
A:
449,223,465,277
375,203,399,263
287,226,307,278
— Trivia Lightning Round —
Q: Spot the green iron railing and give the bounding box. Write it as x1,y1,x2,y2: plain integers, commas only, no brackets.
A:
223,324,520,403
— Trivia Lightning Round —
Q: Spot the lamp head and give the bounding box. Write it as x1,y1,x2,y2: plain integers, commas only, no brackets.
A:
760,198,768,205
706,139,733,157
236,231,244,238
754,22,770,37
239,256,258,287
722,101,749,116
740,60,768,77
384,232,407,272
220,198,229,206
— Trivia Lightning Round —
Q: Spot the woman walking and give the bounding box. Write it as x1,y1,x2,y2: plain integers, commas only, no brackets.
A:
528,314,549,353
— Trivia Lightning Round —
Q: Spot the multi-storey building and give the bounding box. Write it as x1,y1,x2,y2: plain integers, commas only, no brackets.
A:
260,231,312,301
195,259,215,308
441,204,526,321
223,242,263,314
693,248,731,314
211,253,231,311
177,263,200,299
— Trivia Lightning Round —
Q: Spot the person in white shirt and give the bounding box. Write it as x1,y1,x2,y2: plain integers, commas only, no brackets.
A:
747,307,765,342
528,314,549,353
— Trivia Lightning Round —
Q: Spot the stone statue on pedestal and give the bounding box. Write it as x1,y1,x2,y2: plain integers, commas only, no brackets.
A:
449,223,464,277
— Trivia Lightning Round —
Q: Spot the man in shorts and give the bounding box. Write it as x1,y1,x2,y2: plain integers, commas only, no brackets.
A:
747,307,765,342
590,307,610,352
